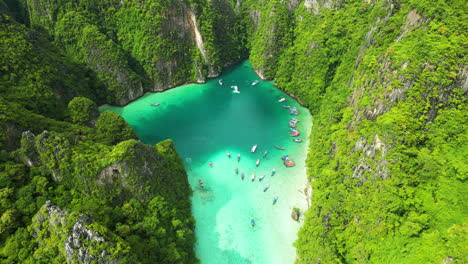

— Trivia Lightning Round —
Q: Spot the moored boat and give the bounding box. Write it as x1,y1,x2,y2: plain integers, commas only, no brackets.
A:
150,103,160,106
198,179,204,188
251,144,257,153
237,154,241,162
262,150,268,158
256,159,260,167
274,145,285,150
290,129,300,137
288,118,299,128
290,107,298,115
263,183,270,192
250,218,255,227
259,174,265,181
219,79,223,85
278,98,286,102
281,155,295,167
293,138,302,143
271,169,276,176
226,151,231,158
252,80,259,85
241,172,245,180
235,167,239,174
251,173,255,181
272,196,278,205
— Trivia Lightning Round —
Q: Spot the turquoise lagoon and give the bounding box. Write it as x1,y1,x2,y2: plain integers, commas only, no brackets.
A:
101,61,312,264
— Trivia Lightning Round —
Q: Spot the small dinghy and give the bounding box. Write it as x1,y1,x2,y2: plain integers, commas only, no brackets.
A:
251,144,257,153
256,159,260,167
275,145,285,150
278,98,286,102
293,138,302,143
198,179,204,188
252,80,259,85
259,174,265,181
263,183,270,192
250,218,255,227
271,169,276,176
272,196,278,205
219,79,223,85
231,85,240,93
150,103,160,106
241,172,245,180
251,173,255,181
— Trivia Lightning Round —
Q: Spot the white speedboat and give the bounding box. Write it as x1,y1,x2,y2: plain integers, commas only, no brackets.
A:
252,80,259,85
219,79,223,85
251,144,257,153
256,159,260,167
251,173,255,181
278,98,286,102
259,174,265,181
231,85,240,93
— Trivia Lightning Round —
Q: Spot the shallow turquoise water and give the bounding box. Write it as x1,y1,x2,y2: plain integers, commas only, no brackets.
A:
101,61,312,264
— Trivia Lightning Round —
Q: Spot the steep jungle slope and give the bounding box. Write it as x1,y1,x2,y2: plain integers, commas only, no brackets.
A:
0,8,197,263
18,0,246,105
245,0,467,263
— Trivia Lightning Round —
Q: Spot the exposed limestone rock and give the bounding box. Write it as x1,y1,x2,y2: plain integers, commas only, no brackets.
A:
352,135,389,183
32,201,122,264
396,9,428,42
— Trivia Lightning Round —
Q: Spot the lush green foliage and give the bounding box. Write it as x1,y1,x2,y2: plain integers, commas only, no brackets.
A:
96,111,137,145
68,97,98,126
245,0,467,263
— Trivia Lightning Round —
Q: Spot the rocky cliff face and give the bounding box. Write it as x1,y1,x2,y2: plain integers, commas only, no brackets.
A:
22,0,244,105
31,201,126,264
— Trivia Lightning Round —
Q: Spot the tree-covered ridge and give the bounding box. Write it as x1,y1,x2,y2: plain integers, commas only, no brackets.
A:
245,0,466,263
13,0,247,105
1,5,197,263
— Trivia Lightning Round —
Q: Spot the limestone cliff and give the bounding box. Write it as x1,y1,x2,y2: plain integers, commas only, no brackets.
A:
30,201,129,263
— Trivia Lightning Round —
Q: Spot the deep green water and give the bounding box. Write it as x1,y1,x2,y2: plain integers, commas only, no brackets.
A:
101,61,312,264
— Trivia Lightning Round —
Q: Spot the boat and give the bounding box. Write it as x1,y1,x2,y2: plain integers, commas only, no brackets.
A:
251,144,257,153
288,118,299,128
198,179,204,188
226,151,231,158
290,107,299,115
259,174,265,181
237,154,241,162
290,129,300,137
262,150,268,158
252,80,259,85
209,161,213,167
263,183,270,192
293,138,302,143
235,167,239,174
275,145,285,150
281,155,295,167
219,79,223,85
278,98,286,102
250,218,255,227
231,85,240,93
272,196,278,205
256,159,260,167
241,172,245,180
251,173,255,181
150,103,160,107
271,169,276,176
